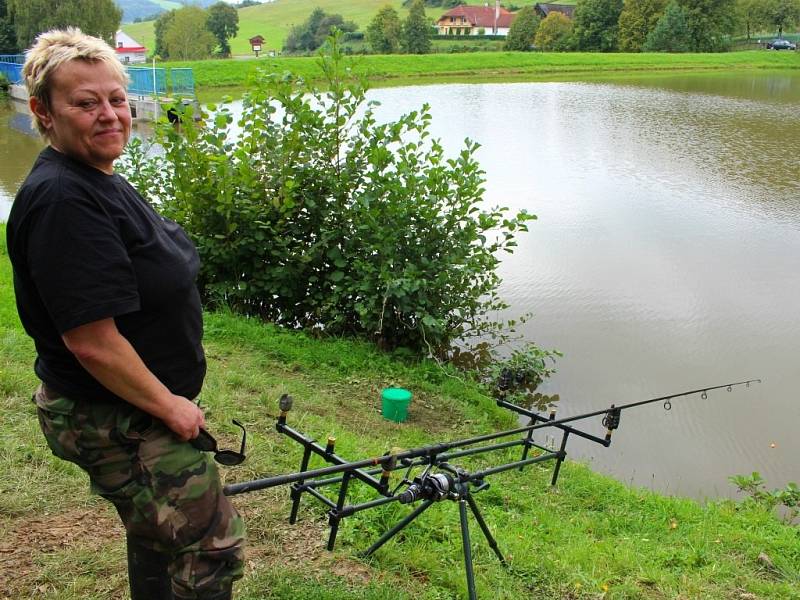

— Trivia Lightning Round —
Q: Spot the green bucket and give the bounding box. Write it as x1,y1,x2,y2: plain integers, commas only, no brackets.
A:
381,388,412,423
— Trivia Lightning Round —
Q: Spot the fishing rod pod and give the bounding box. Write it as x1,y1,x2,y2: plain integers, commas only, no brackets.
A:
222,377,759,600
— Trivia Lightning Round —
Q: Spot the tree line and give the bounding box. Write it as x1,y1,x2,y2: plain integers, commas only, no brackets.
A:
281,0,433,55
506,0,800,52
154,3,239,60
277,0,798,57
1,0,121,53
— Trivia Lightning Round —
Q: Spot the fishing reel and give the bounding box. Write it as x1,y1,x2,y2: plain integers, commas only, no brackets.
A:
398,472,455,504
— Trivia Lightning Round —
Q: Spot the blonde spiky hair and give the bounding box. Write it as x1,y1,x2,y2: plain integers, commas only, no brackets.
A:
23,28,130,138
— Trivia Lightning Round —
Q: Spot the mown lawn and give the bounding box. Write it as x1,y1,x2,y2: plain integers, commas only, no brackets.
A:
156,50,800,99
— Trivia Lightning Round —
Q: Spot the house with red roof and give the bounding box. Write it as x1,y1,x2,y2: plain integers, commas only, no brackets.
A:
436,2,516,36
115,31,147,64
533,3,575,20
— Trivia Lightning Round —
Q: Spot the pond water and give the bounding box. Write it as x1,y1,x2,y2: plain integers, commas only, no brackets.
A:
3,70,799,500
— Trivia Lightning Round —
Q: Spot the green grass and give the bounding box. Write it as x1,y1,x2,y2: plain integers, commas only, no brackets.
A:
121,0,569,57
2,220,799,599
150,0,182,9
159,50,800,101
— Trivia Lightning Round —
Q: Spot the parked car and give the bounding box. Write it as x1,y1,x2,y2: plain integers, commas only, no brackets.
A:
767,39,796,50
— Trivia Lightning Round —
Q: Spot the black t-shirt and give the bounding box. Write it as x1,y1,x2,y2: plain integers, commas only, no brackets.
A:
7,147,206,403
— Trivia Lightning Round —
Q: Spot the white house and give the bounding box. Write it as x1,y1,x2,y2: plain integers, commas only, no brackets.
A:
436,2,516,36
115,31,147,64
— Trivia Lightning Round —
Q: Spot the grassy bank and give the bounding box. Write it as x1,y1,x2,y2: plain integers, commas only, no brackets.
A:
1,223,799,599
164,50,800,97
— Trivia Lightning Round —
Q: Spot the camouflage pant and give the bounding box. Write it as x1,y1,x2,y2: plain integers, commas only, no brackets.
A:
33,384,245,599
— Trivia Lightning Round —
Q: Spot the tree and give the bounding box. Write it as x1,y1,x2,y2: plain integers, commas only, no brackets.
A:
403,0,432,54
765,0,800,38
285,7,326,52
677,0,736,51
572,0,624,51
735,0,768,39
315,13,358,48
283,8,357,53
163,6,216,60
0,0,17,54
207,1,239,57
154,9,176,58
534,11,575,50
366,5,402,54
643,0,691,51
617,0,667,51
8,0,121,48
504,6,540,50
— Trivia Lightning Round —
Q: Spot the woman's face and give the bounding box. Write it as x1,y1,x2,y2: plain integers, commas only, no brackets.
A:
31,59,131,174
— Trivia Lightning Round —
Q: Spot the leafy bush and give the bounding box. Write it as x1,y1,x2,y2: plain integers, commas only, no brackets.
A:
535,12,575,51
643,0,691,52
730,471,800,524
505,6,541,51
122,34,537,358
283,9,358,53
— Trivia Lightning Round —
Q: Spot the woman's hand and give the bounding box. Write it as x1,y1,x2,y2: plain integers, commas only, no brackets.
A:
161,395,206,441
63,318,206,441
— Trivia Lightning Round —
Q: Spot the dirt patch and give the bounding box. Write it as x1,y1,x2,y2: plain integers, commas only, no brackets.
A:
247,517,374,585
1,501,375,598
0,506,123,599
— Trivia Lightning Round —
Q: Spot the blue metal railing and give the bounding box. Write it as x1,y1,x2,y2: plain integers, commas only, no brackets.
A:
127,66,168,97
0,55,24,85
170,68,195,97
0,55,194,99
0,61,23,84
126,66,195,98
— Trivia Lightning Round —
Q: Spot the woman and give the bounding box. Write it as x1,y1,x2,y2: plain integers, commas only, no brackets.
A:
6,29,245,600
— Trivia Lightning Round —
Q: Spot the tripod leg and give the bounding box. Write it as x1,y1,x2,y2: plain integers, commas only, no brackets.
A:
550,431,570,486
459,498,478,600
519,417,535,470
289,447,312,523
327,472,353,550
361,500,435,558
465,494,506,566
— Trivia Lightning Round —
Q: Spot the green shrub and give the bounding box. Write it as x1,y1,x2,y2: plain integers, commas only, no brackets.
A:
730,472,800,525
122,34,535,356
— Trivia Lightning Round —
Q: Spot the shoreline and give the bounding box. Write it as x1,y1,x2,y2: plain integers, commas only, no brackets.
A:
181,50,800,102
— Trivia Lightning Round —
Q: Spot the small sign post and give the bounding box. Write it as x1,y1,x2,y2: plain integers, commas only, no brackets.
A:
249,35,265,57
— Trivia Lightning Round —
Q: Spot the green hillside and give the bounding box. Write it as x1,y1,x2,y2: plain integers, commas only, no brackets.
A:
121,0,553,57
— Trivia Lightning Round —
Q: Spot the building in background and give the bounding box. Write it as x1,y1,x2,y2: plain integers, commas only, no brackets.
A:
115,31,147,64
436,2,515,36
533,3,576,20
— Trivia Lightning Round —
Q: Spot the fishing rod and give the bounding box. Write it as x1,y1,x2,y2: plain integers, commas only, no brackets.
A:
216,376,760,600
223,378,760,495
